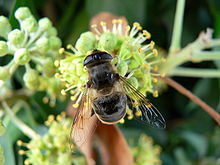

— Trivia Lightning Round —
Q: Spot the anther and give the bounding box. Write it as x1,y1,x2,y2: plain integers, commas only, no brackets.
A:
150,41,155,49
61,89,67,96
17,140,23,146
42,97,49,104
153,49,158,56
153,90,159,97
54,60,60,67
18,150,26,155
119,118,125,124
135,111,141,116
128,115,134,120
54,73,60,78
66,44,73,49
72,103,79,108
143,30,151,39
70,96,77,101
59,48,65,54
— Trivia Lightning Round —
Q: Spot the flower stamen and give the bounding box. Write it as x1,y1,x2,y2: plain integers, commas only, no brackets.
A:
143,30,151,39
100,21,108,33
117,19,123,35
129,22,141,37
91,24,101,35
72,92,83,108
125,25,130,36
66,44,78,54
112,19,117,34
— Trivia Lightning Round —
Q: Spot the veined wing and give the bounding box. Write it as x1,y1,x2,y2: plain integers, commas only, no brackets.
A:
70,88,98,149
119,76,166,128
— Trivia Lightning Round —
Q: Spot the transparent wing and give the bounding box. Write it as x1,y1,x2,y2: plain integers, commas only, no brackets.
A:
119,76,166,128
69,88,98,149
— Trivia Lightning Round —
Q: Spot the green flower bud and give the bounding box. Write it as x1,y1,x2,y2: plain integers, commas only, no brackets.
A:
41,57,55,77
98,32,117,52
38,18,52,31
119,42,133,60
0,41,9,56
129,58,140,70
15,7,31,20
47,78,62,97
14,48,31,65
58,153,72,165
0,16,11,38
0,120,6,136
132,134,161,164
8,29,25,46
38,76,49,91
47,27,57,36
0,66,10,81
36,37,49,54
75,32,96,54
128,77,138,89
49,36,62,50
21,16,38,32
116,60,128,77
142,73,152,89
133,52,144,65
23,69,39,89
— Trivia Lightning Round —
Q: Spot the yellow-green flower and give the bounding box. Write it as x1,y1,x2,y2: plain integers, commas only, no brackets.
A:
56,20,164,109
0,7,64,104
17,113,85,165
132,134,162,165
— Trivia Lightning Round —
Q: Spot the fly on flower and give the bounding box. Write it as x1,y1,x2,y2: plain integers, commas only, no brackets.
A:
70,49,166,146
57,19,167,147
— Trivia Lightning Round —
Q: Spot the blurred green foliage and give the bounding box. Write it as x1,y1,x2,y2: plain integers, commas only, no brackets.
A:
0,0,220,165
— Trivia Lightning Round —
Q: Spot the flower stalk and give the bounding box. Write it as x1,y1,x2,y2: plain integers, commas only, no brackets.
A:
159,29,220,75
169,0,185,53
170,67,220,78
1,101,40,139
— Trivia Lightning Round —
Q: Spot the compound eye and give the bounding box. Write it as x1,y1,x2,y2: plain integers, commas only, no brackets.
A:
94,54,102,60
84,55,93,66
100,53,113,60
83,50,113,66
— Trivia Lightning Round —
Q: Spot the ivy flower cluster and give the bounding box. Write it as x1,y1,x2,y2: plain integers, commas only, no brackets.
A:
56,20,165,119
0,7,64,105
17,113,85,165
132,134,162,165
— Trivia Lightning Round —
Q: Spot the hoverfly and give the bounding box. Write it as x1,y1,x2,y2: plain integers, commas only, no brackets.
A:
71,49,165,146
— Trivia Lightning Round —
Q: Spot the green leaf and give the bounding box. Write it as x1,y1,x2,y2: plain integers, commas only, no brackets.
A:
181,131,208,157
185,79,219,113
174,148,192,165
0,132,16,165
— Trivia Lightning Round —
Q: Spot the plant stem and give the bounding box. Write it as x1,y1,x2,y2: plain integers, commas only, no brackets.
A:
157,77,220,125
191,51,220,61
169,0,185,53
160,30,220,74
1,101,40,139
170,67,220,78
